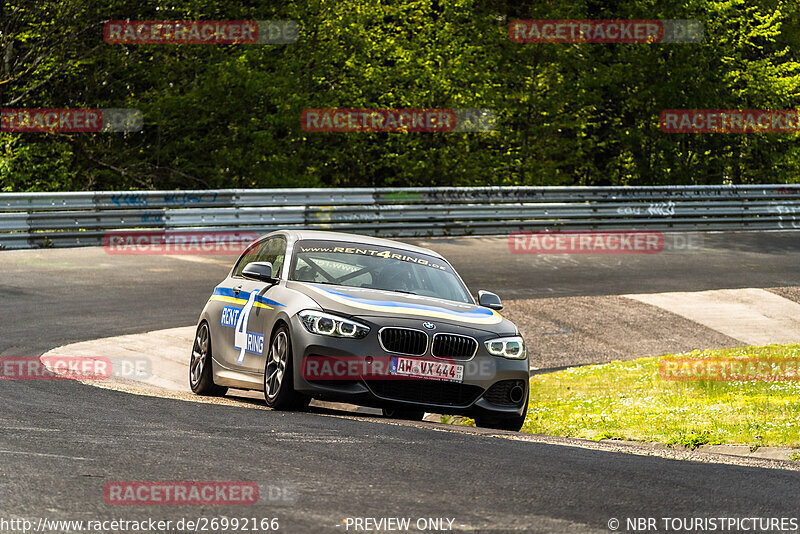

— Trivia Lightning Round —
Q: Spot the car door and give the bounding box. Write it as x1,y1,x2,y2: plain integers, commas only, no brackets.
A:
216,236,288,377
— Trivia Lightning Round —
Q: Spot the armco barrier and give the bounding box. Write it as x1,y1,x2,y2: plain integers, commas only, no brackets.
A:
0,186,799,249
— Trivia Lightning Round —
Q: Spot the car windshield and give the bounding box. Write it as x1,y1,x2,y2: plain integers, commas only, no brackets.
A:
290,239,473,304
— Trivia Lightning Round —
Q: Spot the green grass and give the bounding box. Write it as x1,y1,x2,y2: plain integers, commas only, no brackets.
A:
521,344,800,448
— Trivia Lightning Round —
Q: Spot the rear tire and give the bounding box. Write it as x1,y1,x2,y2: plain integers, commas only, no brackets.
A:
264,325,310,410
189,322,228,396
382,407,425,421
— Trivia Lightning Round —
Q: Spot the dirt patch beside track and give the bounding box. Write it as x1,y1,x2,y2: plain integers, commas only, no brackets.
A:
504,296,742,369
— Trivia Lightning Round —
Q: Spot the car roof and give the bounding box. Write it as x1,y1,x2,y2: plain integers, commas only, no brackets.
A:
275,230,444,259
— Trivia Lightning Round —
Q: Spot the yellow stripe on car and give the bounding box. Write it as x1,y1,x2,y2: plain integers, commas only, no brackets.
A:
209,295,273,310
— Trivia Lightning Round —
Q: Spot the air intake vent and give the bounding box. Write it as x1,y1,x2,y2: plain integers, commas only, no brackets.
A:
379,328,427,356
431,334,478,359
483,380,527,407
367,380,483,407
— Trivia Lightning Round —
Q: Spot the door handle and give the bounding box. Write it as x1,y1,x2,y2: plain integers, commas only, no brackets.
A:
233,285,242,296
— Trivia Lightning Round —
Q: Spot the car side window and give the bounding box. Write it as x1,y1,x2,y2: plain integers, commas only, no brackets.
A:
233,237,286,278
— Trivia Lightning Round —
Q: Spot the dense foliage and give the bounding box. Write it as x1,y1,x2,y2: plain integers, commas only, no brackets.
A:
2,0,800,191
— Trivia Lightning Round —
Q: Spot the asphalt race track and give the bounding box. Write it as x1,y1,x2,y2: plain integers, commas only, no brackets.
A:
2,231,800,533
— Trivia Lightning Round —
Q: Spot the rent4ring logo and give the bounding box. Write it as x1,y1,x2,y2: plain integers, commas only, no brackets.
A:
219,293,265,363
220,305,265,358
220,306,242,328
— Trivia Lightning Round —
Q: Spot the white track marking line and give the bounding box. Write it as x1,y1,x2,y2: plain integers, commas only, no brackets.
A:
0,450,91,461
624,288,800,345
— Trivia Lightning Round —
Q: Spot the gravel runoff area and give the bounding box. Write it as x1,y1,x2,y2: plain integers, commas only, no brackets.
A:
503,286,800,370
769,286,800,305
503,296,741,370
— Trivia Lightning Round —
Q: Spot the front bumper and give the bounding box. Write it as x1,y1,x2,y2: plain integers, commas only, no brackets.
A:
289,314,530,418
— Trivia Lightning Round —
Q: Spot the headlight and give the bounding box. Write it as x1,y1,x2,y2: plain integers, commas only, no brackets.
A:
485,336,526,359
298,310,370,339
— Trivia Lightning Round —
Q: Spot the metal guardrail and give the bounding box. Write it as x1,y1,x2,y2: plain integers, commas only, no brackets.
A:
0,185,799,249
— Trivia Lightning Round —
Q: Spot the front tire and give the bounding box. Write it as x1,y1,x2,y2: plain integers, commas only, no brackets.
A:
264,325,310,410
189,322,228,396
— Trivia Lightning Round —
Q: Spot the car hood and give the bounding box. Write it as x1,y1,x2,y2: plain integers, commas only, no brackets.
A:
287,281,515,333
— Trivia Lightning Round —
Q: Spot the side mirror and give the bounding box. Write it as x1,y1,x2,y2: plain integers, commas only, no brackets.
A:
478,290,503,311
242,262,277,284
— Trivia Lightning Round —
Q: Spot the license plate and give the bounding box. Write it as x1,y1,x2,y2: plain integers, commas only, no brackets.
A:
391,357,463,383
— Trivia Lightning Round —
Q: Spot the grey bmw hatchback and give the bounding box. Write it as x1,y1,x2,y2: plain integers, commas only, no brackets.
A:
190,230,529,431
